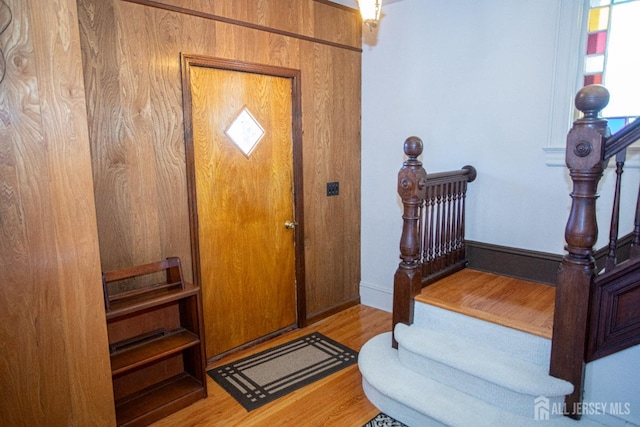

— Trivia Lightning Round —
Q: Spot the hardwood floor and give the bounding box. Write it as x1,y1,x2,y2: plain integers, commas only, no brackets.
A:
416,269,555,338
151,305,392,427
150,269,555,426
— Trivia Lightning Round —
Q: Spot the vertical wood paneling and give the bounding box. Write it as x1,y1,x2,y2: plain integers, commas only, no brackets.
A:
301,42,362,318
313,1,362,48
117,4,165,268
80,0,361,324
78,0,135,276
0,0,115,425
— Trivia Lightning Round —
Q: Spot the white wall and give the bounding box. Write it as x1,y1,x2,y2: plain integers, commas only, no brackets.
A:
360,0,640,310
359,1,640,421
583,345,640,426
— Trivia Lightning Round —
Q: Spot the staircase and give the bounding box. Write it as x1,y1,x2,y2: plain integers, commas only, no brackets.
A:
359,271,605,426
380,107,640,426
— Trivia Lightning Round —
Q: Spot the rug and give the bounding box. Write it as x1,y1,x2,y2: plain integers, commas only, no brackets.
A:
363,413,408,427
208,332,358,411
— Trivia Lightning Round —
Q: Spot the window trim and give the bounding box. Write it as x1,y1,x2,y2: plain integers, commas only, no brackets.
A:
543,0,640,168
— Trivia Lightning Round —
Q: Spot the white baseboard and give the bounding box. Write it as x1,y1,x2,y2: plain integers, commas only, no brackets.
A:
359,281,392,313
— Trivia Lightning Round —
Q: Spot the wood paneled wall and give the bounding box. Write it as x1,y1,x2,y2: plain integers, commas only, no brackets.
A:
0,0,115,425
78,0,362,321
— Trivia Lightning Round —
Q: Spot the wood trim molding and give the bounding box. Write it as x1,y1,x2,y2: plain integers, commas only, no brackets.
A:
466,234,635,285
314,0,360,14
305,297,361,325
466,241,562,285
122,0,363,52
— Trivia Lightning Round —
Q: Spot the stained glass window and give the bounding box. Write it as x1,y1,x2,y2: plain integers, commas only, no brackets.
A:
583,0,640,128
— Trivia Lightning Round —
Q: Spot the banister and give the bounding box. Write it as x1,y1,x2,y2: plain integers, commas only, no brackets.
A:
604,119,640,160
421,166,476,285
392,136,428,348
551,84,640,419
551,84,608,419
392,136,476,348
425,165,477,184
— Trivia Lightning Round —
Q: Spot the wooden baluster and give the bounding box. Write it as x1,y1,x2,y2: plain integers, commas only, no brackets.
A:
454,180,462,259
631,182,640,259
451,180,460,260
605,149,626,271
460,165,475,264
434,184,442,269
445,182,453,267
454,181,464,261
418,200,424,266
393,137,428,348
424,186,435,275
457,179,466,260
428,185,437,274
550,85,609,419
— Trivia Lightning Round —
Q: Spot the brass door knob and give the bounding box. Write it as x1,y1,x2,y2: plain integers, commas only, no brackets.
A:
284,221,297,229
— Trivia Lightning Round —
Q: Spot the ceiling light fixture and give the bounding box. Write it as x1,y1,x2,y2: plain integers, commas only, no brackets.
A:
357,0,381,30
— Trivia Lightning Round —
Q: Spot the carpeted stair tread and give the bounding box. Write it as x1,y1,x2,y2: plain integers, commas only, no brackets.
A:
414,303,551,367
394,323,573,397
359,333,603,427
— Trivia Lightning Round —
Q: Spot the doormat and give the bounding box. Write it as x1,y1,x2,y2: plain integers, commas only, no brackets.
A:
363,413,409,427
208,332,358,411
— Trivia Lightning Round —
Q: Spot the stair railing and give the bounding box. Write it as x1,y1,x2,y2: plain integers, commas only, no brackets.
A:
392,136,476,347
550,84,640,419
421,165,477,285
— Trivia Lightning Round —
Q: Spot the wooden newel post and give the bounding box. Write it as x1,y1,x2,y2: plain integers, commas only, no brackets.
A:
392,136,428,348
550,85,609,419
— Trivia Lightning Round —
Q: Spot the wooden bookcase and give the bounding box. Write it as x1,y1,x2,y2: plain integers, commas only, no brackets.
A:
102,257,207,426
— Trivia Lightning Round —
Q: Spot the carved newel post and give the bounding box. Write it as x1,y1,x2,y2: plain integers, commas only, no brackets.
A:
392,137,428,348
550,85,609,418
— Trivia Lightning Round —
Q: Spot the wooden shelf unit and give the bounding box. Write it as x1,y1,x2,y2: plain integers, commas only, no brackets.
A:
103,258,207,426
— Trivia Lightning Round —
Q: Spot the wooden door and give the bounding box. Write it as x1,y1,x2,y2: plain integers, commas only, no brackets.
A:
185,61,301,360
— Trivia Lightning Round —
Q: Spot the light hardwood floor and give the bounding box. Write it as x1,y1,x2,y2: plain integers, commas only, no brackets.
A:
416,269,555,338
152,269,555,426
152,305,392,427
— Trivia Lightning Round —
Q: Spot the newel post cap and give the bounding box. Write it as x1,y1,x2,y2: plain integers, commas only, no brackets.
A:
575,85,609,121
403,136,423,159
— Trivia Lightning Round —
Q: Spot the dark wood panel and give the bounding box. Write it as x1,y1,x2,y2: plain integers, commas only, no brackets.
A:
588,257,640,361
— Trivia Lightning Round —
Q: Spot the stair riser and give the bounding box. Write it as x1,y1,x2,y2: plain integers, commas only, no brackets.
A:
414,303,551,367
397,347,566,419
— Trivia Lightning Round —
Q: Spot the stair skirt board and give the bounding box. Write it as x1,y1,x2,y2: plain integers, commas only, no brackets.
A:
394,323,571,418
413,302,552,367
359,333,604,427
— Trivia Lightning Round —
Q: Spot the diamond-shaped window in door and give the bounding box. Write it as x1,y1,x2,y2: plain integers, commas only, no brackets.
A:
225,107,265,158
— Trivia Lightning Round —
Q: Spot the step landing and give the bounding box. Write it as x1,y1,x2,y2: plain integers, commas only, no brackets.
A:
416,269,555,339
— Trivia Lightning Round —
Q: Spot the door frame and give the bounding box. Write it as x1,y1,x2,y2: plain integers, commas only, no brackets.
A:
180,53,307,328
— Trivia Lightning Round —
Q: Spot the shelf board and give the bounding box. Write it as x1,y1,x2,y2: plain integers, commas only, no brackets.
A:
106,282,199,321
115,372,206,427
111,329,200,376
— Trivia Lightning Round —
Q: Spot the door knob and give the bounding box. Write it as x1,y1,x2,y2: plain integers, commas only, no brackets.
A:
284,221,297,229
